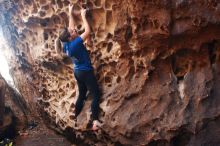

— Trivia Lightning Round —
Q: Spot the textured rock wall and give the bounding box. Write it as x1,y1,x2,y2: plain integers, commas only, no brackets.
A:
1,0,220,145
0,74,29,138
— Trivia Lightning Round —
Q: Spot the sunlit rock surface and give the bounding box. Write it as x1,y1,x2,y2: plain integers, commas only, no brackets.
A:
0,0,220,145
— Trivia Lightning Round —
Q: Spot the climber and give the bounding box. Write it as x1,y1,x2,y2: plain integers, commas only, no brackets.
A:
57,4,101,131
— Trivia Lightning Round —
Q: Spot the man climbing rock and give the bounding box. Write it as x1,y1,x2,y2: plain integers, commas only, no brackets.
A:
0,75,6,126
57,4,101,131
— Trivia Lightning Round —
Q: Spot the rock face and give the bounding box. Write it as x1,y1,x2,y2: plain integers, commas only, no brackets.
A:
0,74,6,124
0,74,29,140
0,0,220,145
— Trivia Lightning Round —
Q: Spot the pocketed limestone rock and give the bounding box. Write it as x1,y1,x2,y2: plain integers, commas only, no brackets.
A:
0,0,220,145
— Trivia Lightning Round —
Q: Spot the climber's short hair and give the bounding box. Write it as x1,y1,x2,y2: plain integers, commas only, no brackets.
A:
59,27,70,42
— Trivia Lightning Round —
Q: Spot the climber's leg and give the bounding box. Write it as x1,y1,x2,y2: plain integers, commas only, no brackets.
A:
84,70,101,121
74,71,88,118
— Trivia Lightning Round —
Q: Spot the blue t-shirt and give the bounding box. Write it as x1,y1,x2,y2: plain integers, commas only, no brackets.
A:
63,36,93,71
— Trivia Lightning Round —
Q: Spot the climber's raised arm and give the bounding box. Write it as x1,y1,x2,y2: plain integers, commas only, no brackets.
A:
80,8,91,41
68,4,76,30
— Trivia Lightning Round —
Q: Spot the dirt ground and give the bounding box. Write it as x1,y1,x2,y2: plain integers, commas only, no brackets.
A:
14,123,74,146
15,134,72,146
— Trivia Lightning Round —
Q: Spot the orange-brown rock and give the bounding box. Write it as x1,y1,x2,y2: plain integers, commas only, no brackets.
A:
0,0,220,145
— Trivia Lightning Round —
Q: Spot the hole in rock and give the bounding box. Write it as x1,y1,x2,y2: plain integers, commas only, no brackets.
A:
69,115,75,120
43,32,48,40
171,49,193,99
171,49,191,81
39,11,46,17
106,33,113,39
116,76,121,83
77,24,82,30
212,2,218,8
40,18,49,27
61,102,65,108
63,0,70,6
52,15,61,24
41,5,49,11
124,25,133,42
59,88,63,92
170,129,193,146
56,0,63,8
207,40,217,65
107,42,113,52
104,76,111,83
70,103,75,109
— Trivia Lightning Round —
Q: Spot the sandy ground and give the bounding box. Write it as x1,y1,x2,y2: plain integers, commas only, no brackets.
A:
14,122,74,146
